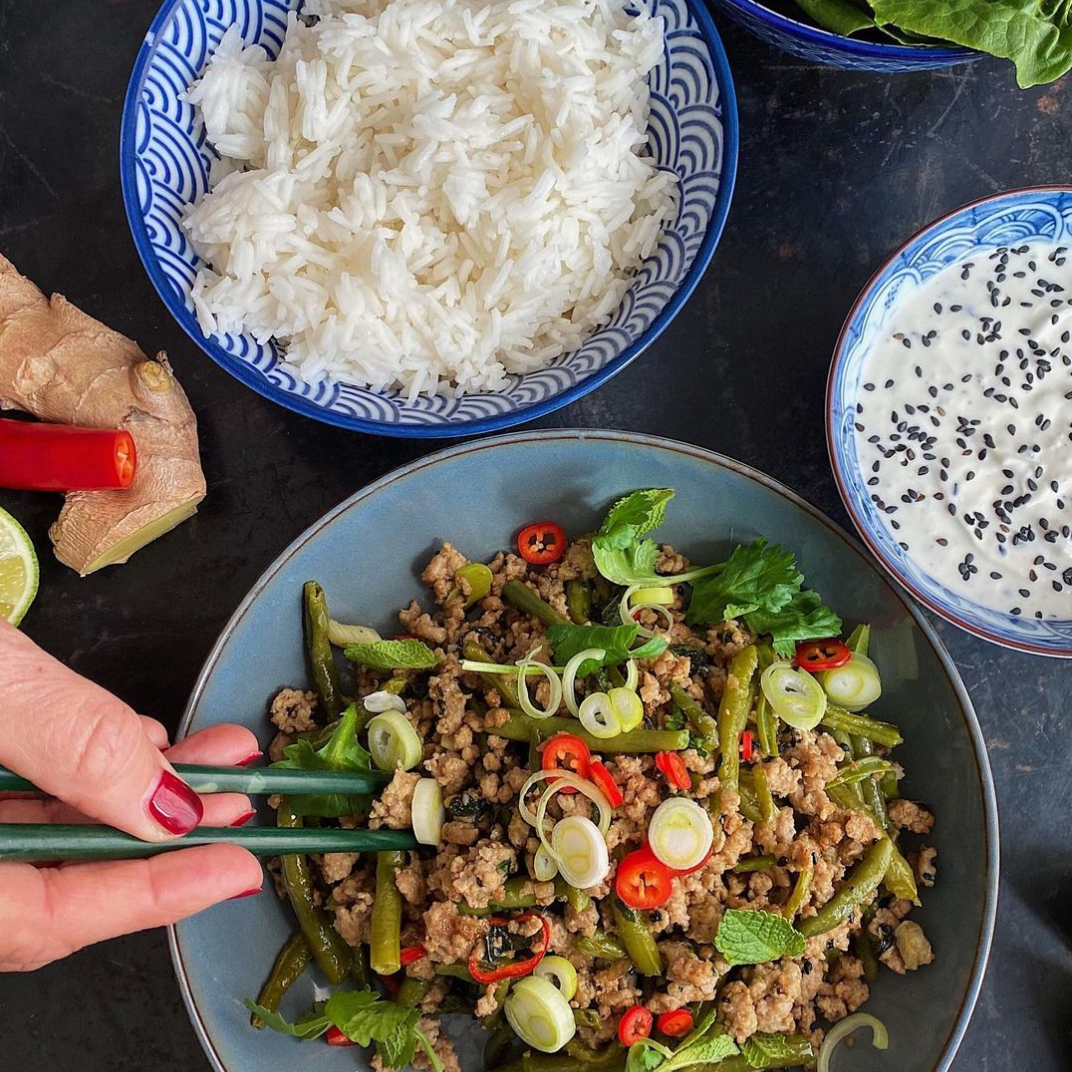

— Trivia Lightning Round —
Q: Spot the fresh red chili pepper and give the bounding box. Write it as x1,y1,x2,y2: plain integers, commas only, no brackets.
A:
587,760,623,807
618,1005,654,1047
794,639,851,672
517,521,566,565
615,846,674,910
655,751,691,792
542,733,590,794
673,846,714,877
741,730,754,762
326,1026,357,1047
400,944,427,967
656,1009,694,1037
380,972,402,995
0,419,137,492
392,634,418,641
467,912,551,984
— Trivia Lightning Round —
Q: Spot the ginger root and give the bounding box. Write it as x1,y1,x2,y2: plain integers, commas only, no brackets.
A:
0,253,206,575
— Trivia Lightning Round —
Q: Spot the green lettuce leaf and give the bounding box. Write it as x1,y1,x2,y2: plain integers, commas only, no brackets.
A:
344,639,439,672
546,622,668,674
715,909,806,966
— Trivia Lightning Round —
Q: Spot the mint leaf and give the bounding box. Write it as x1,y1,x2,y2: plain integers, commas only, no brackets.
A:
547,622,667,674
715,909,806,966
243,1000,330,1038
626,1040,672,1072
687,539,801,625
345,639,439,672
744,590,843,658
663,1035,740,1070
740,1033,815,1069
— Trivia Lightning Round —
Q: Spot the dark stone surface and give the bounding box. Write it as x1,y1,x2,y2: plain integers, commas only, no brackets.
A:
0,1,1070,1067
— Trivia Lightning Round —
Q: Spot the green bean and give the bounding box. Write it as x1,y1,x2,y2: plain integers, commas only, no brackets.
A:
481,712,689,753
736,771,765,825
565,1041,626,1065
251,931,311,1027
752,764,776,825
717,646,759,803
755,692,779,758
881,769,901,800
480,979,513,1030
854,929,880,983
303,581,344,720
276,800,352,984
732,854,775,873
435,963,477,981
565,884,591,914
448,562,494,608
783,867,813,921
370,850,406,975
485,1023,516,1070
502,580,569,628
799,838,894,937
572,1009,603,1030
566,580,592,625
463,636,522,709
849,737,889,829
459,876,538,916
669,682,717,748
882,840,920,905
611,897,662,976
396,977,433,1009
502,1043,625,1072
821,705,902,748
846,623,871,656
351,942,373,989
827,782,882,828
574,930,628,960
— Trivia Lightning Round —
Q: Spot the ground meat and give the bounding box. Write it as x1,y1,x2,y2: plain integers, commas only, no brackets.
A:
428,842,515,909
318,852,359,884
369,770,421,830
887,799,935,834
573,958,642,1022
784,732,844,820
475,984,501,1018
816,955,870,1021
399,601,449,645
421,901,489,963
911,845,938,887
269,688,318,733
333,890,375,947
647,941,720,1012
412,1017,461,1072
442,820,482,846
895,921,934,970
395,854,427,905
423,543,468,603
720,980,758,1042
425,751,471,796
429,657,470,736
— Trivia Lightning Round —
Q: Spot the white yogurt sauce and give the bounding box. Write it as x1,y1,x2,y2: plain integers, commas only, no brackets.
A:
853,242,1072,621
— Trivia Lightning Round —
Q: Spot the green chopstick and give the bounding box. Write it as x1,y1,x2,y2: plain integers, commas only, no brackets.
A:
0,824,418,863
0,763,389,797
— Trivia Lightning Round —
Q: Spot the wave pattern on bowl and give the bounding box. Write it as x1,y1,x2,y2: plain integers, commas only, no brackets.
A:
829,187,1072,656
124,0,733,434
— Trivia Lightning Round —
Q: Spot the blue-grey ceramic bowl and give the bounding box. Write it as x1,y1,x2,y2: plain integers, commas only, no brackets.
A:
828,186,1072,658
120,0,737,437
706,0,976,72
172,429,997,1072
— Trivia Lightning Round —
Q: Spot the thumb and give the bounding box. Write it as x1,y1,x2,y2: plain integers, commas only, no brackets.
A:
0,622,202,842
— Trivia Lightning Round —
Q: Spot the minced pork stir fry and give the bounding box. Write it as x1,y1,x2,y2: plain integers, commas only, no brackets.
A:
250,490,936,1072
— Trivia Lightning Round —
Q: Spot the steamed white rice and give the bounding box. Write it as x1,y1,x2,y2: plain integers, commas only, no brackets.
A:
182,0,676,398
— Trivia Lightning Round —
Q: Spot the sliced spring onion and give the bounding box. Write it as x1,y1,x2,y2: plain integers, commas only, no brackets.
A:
460,659,565,676
534,843,559,881
534,956,578,1001
623,659,638,692
327,620,381,647
647,797,713,872
761,663,828,731
578,692,622,739
534,775,613,866
363,690,407,714
518,649,564,720
453,562,493,608
562,647,606,716
518,769,567,828
552,815,610,889
367,709,423,771
817,1012,889,1072
631,587,675,606
620,585,675,639
412,778,445,845
608,687,644,732
505,976,576,1053
817,653,882,712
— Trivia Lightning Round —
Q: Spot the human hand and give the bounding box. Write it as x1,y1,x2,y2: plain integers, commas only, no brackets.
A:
0,621,266,971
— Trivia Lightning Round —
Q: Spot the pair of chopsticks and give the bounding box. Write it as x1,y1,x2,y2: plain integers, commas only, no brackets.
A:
0,763,418,862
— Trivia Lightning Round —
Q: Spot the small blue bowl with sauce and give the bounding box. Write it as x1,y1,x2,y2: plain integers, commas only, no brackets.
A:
707,0,977,72
828,186,1072,658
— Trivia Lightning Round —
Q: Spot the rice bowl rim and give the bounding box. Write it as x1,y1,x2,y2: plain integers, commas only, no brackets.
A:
119,0,739,438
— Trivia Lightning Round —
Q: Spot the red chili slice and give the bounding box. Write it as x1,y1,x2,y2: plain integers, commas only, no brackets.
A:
655,751,691,792
400,944,427,967
587,760,623,807
517,521,567,565
794,639,851,672
741,730,754,762
656,1009,694,1038
618,1005,654,1047
326,1026,357,1047
542,732,591,794
468,912,551,984
615,846,674,910
380,973,402,995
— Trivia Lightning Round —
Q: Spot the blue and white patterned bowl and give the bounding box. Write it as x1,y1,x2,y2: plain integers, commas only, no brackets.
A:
120,0,737,437
707,0,976,72
828,186,1072,658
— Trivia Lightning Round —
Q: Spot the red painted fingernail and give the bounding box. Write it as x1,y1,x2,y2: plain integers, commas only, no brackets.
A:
237,751,263,767
147,769,204,835
230,809,257,828
229,886,262,900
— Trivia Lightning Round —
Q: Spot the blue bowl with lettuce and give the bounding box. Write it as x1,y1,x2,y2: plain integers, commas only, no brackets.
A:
169,429,997,1072
709,0,1072,84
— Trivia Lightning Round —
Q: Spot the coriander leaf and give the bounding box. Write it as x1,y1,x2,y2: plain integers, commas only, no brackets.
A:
745,590,843,658
715,909,806,966
243,1000,330,1039
547,622,667,674
325,990,422,1069
686,539,801,625
345,639,439,672
626,1039,672,1072
793,0,876,35
740,1033,815,1069
592,536,663,588
598,489,675,548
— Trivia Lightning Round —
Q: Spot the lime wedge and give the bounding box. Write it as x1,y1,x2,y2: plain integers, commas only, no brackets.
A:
0,507,39,626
